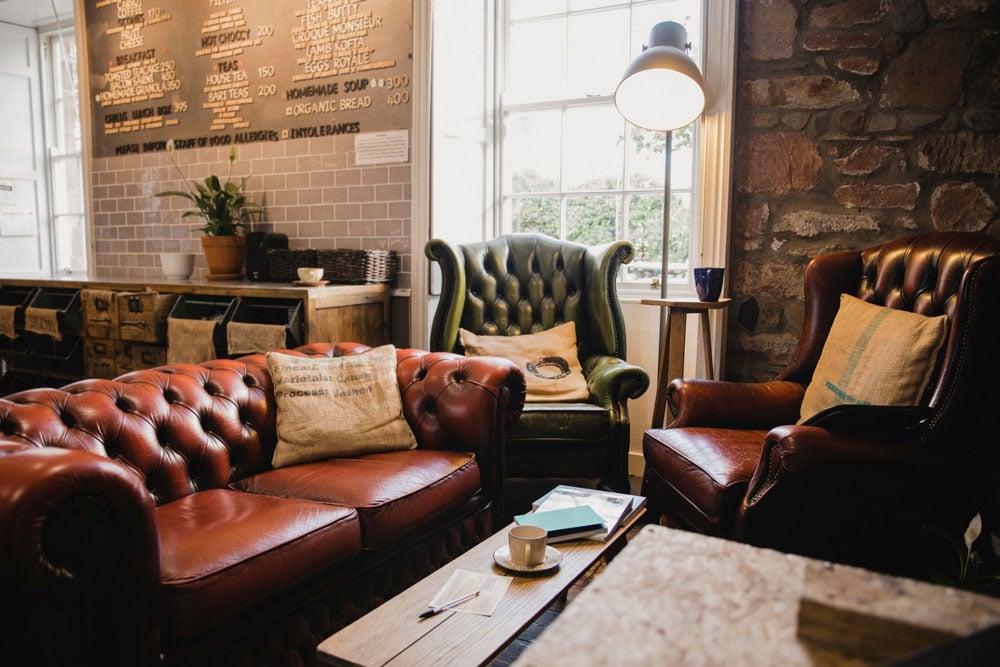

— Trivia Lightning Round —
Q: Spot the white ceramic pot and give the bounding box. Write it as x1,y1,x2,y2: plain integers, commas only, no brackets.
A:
160,252,196,280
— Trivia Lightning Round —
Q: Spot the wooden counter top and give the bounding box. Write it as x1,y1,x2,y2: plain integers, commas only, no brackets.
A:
0,274,387,302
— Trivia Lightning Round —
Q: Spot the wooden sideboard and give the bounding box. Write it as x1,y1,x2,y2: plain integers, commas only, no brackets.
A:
0,275,389,392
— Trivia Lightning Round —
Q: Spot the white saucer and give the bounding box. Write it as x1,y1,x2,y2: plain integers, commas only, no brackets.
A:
493,545,562,574
292,279,329,287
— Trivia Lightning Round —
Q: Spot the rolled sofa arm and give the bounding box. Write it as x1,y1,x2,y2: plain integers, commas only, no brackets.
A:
584,355,650,410
734,422,920,552
667,379,805,428
0,442,161,666
395,349,526,503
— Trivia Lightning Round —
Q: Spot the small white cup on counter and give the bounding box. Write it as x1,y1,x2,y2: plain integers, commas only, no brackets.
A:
297,267,324,282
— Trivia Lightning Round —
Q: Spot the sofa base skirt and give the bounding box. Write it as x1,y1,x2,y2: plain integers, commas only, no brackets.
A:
161,496,493,667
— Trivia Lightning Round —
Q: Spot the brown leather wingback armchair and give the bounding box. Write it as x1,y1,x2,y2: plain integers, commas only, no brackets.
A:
642,232,1000,576
426,233,650,514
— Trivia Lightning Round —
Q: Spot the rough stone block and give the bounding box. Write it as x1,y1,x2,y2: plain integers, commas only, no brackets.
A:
774,210,879,236
835,183,920,210
747,75,860,109
744,0,797,61
835,145,898,175
919,132,1000,174
802,31,882,52
880,29,970,109
735,133,823,197
809,0,888,28
930,182,997,232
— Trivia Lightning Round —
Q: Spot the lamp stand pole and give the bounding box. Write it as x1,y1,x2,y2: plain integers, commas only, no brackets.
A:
656,129,673,370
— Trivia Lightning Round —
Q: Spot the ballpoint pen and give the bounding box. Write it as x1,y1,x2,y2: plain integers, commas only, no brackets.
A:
418,590,481,619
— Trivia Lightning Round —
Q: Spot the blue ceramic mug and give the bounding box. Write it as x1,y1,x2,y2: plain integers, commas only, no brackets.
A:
693,267,724,302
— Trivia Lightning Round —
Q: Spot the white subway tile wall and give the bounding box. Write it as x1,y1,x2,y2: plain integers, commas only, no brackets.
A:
89,136,412,287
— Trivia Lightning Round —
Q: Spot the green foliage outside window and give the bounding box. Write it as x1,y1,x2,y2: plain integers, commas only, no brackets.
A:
507,122,694,281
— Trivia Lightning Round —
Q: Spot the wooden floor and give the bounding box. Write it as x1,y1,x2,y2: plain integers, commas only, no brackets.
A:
488,476,644,666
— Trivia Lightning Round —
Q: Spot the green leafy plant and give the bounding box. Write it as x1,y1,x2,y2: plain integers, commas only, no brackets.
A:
155,141,262,236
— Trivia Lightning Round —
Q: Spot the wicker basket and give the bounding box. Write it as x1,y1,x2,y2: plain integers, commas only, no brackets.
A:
317,249,398,284
266,249,317,283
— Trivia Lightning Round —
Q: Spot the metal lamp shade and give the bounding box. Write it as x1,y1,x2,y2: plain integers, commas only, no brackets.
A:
614,21,706,132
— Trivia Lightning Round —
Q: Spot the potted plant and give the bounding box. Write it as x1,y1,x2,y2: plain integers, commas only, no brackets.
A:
156,141,262,280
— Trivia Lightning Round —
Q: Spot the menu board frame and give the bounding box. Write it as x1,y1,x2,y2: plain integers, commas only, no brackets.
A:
84,0,413,158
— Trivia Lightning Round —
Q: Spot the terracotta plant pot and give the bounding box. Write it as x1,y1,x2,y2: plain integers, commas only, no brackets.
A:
200,235,246,281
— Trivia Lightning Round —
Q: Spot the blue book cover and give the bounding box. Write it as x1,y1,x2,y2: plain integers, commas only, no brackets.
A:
514,505,605,540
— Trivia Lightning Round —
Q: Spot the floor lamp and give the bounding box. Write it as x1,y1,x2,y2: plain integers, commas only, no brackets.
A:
613,20,706,365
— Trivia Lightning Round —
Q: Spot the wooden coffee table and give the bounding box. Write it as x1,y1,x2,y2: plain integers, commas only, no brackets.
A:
317,508,645,667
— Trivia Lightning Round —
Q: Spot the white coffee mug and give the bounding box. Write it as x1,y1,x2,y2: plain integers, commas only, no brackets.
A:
297,267,324,282
508,525,547,566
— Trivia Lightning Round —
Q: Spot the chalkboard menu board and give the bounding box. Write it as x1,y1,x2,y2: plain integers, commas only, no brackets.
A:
84,0,413,158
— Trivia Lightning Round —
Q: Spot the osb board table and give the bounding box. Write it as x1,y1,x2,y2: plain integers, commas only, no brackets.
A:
515,525,1000,666
317,508,645,667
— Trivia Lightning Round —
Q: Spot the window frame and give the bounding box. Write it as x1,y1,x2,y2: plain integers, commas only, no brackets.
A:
39,22,87,276
412,0,735,344
494,0,711,297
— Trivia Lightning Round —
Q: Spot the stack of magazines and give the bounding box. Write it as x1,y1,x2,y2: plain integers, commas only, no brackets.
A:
520,485,647,542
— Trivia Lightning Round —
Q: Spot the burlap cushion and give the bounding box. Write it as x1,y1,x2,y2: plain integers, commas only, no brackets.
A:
799,294,949,423
460,321,590,402
267,345,417,467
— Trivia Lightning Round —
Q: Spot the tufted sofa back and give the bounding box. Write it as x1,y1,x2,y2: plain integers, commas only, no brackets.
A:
426,233,635,361
0,342,517,507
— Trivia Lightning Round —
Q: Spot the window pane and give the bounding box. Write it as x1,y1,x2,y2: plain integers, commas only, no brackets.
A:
570,0,616,10
668,190,692,275
671,142,694,190
626,125,665,189
562,105,623,191
625,193,662,282
434,0,488,134
505,110,561,193
566,194,619,245
507,18,567,103
511,196,560,236
509,0,567,21
567,9,628,98
53,214,87,274
51,158,84,215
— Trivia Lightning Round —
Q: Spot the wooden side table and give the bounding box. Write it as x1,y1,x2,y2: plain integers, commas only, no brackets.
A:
641,297,732,428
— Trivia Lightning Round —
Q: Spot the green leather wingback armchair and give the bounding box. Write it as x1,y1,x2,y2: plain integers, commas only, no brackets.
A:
426,233,650,513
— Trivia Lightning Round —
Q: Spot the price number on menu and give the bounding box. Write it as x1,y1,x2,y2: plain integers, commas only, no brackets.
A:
385,75,409,90
386,91,409,106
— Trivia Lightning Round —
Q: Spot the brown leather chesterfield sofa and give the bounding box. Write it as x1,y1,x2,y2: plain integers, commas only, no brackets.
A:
0,342,525,667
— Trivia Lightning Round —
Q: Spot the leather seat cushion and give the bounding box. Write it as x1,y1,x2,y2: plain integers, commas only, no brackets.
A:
643,427,766,533
157,488,361,639
232,449,482,547
506,403,610,478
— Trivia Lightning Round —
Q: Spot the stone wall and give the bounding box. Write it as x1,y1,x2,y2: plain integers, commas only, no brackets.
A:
728,0,1000,381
